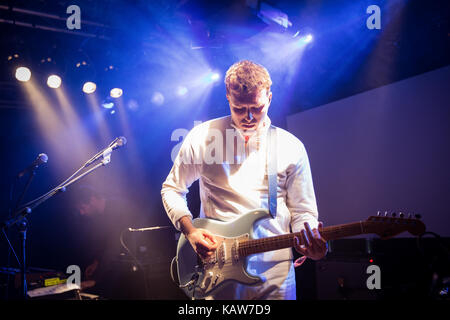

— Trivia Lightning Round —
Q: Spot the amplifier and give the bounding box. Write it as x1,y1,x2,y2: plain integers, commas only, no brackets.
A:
315,258,378,300
297,237,450,300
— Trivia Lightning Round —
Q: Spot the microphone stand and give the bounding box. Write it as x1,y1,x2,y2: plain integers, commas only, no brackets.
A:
4,166,37,299
14,167,39,299
14,168,36,213
1,145,116,300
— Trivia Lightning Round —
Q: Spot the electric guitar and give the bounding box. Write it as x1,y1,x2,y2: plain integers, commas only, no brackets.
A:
172,209,425,299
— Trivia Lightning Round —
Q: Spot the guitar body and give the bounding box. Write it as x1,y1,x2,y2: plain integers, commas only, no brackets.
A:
176,209,271,299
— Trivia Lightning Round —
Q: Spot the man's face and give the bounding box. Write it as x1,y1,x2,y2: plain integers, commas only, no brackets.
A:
227,88,272,131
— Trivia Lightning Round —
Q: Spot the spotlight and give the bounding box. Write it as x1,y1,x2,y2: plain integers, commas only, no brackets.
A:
297,34,313,46
211,73,220,81
303,34,313,43
257,2,292,29
127,99,139,111
83,81,96,94
15,67,31,82
176,86,188,97
101,96,115,109
47,75,62,89
203,71,221,84
102,101,115,109
151,92,164,106
110,88,123,98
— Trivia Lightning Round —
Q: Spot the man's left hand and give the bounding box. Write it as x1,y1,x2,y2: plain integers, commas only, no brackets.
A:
294,222,328,260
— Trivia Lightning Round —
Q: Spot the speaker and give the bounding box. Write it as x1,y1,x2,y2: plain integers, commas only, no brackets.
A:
305,237,450,300
315,258,379,300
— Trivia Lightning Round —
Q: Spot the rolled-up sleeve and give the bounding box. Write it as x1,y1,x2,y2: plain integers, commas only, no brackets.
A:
161,130,201,231
285,142,319,233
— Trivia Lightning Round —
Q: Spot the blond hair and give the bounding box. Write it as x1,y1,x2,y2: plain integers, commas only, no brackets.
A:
225,60,272,97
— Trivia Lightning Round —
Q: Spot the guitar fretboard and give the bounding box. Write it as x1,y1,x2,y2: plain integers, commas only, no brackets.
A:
238,222,366,256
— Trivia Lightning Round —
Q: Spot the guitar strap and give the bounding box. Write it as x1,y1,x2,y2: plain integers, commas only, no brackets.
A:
267,125,277,219
268,126,308,267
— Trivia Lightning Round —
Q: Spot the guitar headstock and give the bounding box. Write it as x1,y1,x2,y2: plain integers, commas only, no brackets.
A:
363,211,426,239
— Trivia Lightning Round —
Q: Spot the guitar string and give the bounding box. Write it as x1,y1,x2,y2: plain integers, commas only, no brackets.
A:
236,223,361,251
236,220,407,255
238,222,367,246
211,218,412,260
237,229,343,249
229,219,413,253
228,219,407,254
236,226,364,255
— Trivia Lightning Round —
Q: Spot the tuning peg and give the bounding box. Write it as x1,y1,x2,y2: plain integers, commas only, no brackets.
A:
414,214,422,219
392,212,397,217
384,211,388,217
408,213,412,219
399,212,404,218
377,211,381,216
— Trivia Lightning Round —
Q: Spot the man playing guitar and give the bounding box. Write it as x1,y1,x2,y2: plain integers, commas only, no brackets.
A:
161,60,327,299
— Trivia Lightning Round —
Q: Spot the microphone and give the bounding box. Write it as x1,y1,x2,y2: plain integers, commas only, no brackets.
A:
85,136,127,167
17,153,48,178
109,136,127,150
128,226,171,232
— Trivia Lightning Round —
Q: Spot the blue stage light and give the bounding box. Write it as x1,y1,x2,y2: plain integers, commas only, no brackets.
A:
304,34,313,43
211,72,220,81
102,101,114,109
203,71,221,84
297,34,313,45
176,86,188,96
151,92,164,105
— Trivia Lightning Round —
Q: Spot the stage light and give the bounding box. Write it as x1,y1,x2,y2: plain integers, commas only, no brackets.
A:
203,71,221,84
176,86,188,96
297,34,313,46
151,92,164,106
83,81,97,94
257,2,292,29
102,101,115,109
211,72,220,81
47,75,62,88
303,34,313,43
127,99,139,111
110,88,123,98
15,67,31,82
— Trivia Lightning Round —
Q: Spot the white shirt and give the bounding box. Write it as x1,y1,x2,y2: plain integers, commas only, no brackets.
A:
161,115,319,263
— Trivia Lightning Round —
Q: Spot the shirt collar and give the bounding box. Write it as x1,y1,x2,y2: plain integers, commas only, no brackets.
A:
229,115,272,139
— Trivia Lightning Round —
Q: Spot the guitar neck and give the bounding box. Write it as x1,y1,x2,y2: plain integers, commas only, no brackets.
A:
238,222,366,256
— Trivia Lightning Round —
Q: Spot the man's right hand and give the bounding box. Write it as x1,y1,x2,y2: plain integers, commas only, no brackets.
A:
178,216,218,258
186,228,218,258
